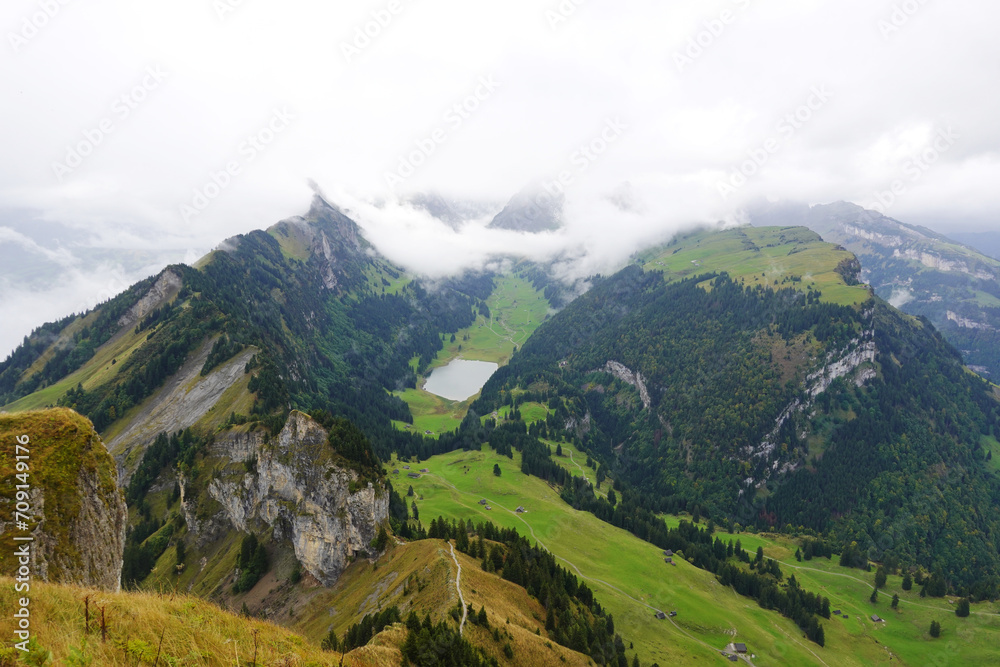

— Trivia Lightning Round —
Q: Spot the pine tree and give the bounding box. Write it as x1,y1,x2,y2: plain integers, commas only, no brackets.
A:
891,594,899,609
902,572,912,591
929,620,941,638
870,588,879,604
956,598,970,617
875,567,887,590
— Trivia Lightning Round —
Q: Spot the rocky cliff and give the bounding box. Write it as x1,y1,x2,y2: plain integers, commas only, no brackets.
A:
0,408,127,591
206,411,388,586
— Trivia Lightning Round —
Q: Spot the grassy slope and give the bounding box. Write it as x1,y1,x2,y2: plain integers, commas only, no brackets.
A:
399,445,1000,667
3,320,165,413
0,577,346,666
393,273,550,435
288,539,593,667
639,226,871,307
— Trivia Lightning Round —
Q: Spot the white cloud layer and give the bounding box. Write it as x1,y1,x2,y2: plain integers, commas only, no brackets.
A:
2,0,1000,357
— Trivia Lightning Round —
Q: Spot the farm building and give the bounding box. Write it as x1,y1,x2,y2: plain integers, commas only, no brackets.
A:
478,499,488,505
871,615,883,623
407,472,421,479
664,557,673,564
734,643,747,654
663,550,674,557
516,506,526,513
655,611,666,620
420,468,430,473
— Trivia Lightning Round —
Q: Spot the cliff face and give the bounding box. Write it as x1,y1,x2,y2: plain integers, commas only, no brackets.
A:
0,408,127,592
207,411,388,586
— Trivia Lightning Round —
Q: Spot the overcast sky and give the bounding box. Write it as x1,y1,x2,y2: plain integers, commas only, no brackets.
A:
2,0,999,358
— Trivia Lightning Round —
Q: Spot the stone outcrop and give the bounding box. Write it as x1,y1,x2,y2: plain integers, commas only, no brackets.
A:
117,269,183,329
0,408,127,592
598,361,651,410
207,411,388,586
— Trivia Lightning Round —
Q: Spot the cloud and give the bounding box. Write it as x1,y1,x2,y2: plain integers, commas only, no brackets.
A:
2,0,1000,355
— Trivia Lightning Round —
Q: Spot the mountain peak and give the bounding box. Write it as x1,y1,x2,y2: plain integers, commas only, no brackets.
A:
488,183,564,233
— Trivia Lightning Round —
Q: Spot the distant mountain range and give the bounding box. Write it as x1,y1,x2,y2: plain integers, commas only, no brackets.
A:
749,201,1000,378
951,230,1000,262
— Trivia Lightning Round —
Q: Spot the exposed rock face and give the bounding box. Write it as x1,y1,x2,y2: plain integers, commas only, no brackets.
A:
117,269,183,329
207,411,388,586
598,361,651,409
107,341,257,487
0,409,127,592
742,315,878,491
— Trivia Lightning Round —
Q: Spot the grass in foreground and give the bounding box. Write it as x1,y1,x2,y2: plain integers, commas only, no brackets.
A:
0,577,343,666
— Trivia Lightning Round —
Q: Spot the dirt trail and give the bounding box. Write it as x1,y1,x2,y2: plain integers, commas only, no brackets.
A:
449,542,468,635
429,473,734,661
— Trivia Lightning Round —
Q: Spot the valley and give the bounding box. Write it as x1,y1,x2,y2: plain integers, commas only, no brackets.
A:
392,272,550,435
400,445,1000,666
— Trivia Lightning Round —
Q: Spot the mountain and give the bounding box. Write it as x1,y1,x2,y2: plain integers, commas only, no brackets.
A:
749,201,1000,378
405,191,501,228
6,199,1000,663
473,225,1000,591
488,184,564,233
951,230,1000,262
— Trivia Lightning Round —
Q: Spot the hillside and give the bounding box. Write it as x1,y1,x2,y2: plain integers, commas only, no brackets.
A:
0,535,604,667
399,445,1000,666
749,201,1000,378
473,225,1000,590
0,195,486,474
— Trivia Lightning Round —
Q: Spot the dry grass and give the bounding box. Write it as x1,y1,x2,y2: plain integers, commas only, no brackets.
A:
0,576,344,666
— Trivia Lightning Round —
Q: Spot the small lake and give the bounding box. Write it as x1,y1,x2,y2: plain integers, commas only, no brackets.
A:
422,359,499,401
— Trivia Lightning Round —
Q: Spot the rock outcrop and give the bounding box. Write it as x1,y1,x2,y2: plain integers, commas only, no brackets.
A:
0,408,127,592
117,269,183,329
207,411,388,586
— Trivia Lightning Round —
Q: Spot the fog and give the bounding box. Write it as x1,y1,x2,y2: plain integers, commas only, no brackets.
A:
3,0,1000,357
